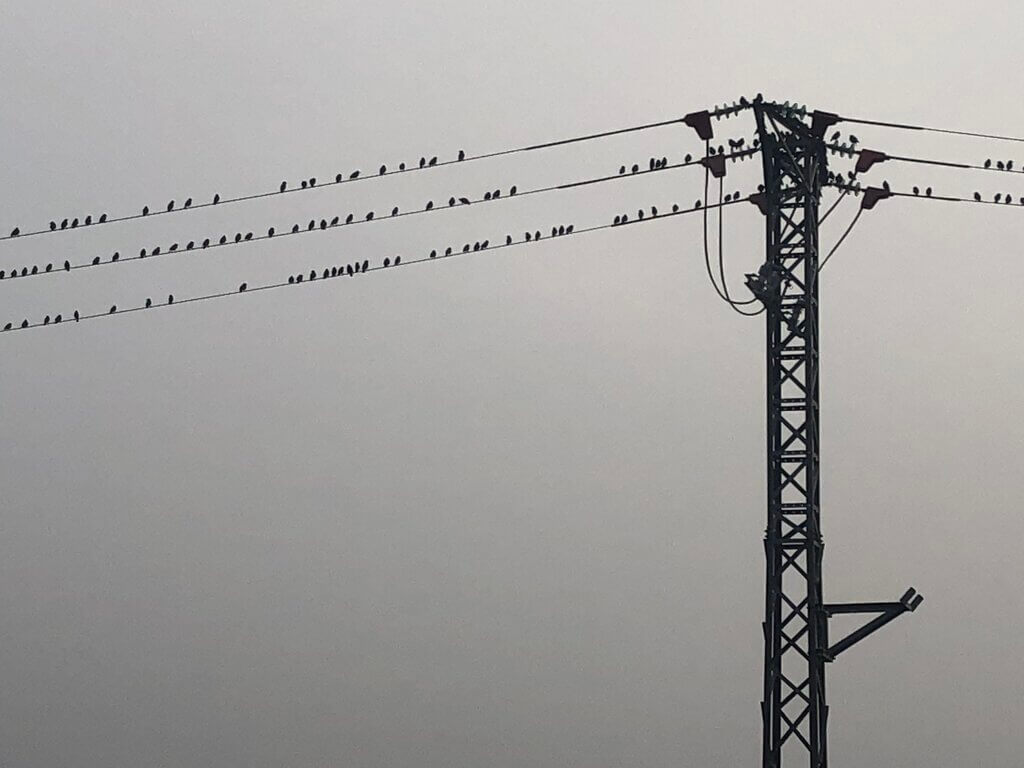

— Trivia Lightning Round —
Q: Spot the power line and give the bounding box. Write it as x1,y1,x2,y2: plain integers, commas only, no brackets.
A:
830,113,1024,144
0,109,754,245
0,146,761,284
826,143,1024,176
1,194,754,334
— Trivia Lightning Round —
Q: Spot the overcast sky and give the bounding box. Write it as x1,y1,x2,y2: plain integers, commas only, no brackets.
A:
1,1,1023,766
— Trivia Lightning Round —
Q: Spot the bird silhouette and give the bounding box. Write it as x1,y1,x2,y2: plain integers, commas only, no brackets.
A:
280,181,287,192
458,149,465,161
913,186,919,195
509,185,517,196
463,244,471,252
153,246,161,255
619,165,626,175
830,131,841,142
479,242,487,250
109,305,117,314
145,298,152,308
296,274,303,282
322,268,329,278
426,201,434,210
335,173,343,183
419,157,426,168
459,197,470,205
167,200,175,211
44,315,50,325
244,232,253,241
21,267,27,276
361,260,369,272
320,220,327,230
395,256,401,265
399,162,406,171
631,164,639,174
184,198,192,209
566,225,573,233
142,206,149,216
379,165,387,175
974,191,981,201
997,161,1005,170
651,206,658,216
443,247,452,256
3,323,10,331
289,275,296,283
330,216,339,226
309,178,316,187
429,156,437,166
430,249,437,258
268,227,276,237
74,310,80,321
50,221,56,230
331,267,338,277
506,235,512,245
346,265,353,276
220,235,228,244
882,180,891,191
291,224,300,233
1008,161,1015,171
925,187,932,196
995,193,1002,203
85,215,92,225
99,213,107,223
169,243,178,251
391,207,399,216
526,231,533,241
349,171,360,179
1007,195,1014,204
239,283,247,292
187,241,194,249
61,218,69,229
64,260,70,271
985,159,992,169
384,257,391,267
346,213,354,224
92,256,100,265
30,266,37,274
203,238,211,247
213,194,220,204
54,314,61,323
307,220,315,230
448,197,456,207
484,192,491,201
301,180,308,189
534,230,541,240
9,227,19,237
366,211,374,221
672,204,679,213
21,320,28,328
614,215,621,225
492,189,501,199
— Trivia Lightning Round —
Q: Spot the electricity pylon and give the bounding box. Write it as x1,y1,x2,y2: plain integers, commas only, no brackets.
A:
686,98,924,768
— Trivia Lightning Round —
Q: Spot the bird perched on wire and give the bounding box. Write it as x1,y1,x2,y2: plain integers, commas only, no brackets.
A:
379,165,387,175
9,227,19,237
459,197,471,205
974,191,982,201
912,186,920,195
239,283,247,292
925,187,932,197
995,193,1002,203
984,159,992,169
458,149,465,161
145,298,152,308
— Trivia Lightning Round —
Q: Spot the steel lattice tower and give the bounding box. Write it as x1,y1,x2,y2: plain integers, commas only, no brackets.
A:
689,99,923,768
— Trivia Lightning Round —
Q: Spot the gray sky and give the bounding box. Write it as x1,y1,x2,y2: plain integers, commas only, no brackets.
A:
1,1,1023,766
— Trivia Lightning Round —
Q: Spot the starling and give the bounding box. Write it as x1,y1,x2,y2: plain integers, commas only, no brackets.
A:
974,191,981,201
140,247,147,257
44,315,50,325
167,200,175,211
239,283,247,292
445,247,452,256
145,298,152,308
109,305,117,314
168,294,174,304
187,241,194,249
213,194,220,204
925,187,932,197
46,263,52,272
429,156,437,166
244,232,252,241
430,249,437,258
335,173,343,183
419,157,426,168
484,192,491,201
566,225,573,234
330,216,339,226
280,181,287,192
997,161,1005,170
394,256,401,265
320,219,327,230
426,201,434,210
31,265,37,274
292,224,299,233
448,197,456,207
152,246,160,255
99,213,107,223
619,165,626,175
268,227,275,237
399,162,406,171
345,265,353,276
322,268,329,278
995,193,1002,203
184,198,192,209
346,213,354,224
142,206,149,216
984,159,992,169
366,211,374,221
64,260,71,271
289,275,296,283
203,238,211,247
384,257,391,267
301,180,308,189
379,164,387,175
21,320,28,328
54,314,61,323
307,220,315,230
913,186,919,195
349,171,360,179
361,260,369,272
631,164,639,173
92,256,100,265
391,206,399,216
50,221,56,231
506,235,512,245
2,323,9,331
509,185,517,196
74,310,80,322
169,243,178,251
61,218,68,229
458,197,470,205
220,235,228,245
458,149,465,161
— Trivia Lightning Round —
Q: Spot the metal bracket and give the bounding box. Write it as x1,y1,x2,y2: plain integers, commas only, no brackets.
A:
810,110,841,138
683,110,714,141
821,587,923,662
860,186,893,210
854,148,888,174
702,153,727,179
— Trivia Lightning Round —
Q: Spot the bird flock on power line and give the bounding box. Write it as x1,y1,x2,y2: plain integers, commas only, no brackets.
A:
6,95,1024,335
